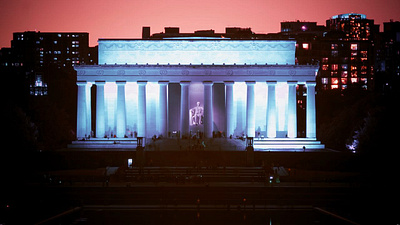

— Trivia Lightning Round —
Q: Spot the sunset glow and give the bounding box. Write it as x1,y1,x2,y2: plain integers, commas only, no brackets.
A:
1,0,399,48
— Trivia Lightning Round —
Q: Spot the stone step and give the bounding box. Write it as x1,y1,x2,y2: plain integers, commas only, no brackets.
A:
68,138,138,148
254,138,325,150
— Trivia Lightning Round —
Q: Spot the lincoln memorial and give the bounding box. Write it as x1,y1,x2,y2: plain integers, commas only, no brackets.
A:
73,38,324,150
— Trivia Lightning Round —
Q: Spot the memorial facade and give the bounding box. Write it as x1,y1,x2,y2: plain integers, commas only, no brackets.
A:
74,38,324,150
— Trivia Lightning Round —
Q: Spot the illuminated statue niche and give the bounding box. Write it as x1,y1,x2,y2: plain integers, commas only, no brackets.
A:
190,101,203,126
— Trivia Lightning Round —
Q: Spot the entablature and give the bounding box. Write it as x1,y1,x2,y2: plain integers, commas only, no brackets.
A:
75,64,318,83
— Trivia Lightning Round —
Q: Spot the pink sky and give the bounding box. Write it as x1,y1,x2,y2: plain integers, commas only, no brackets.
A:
1,0,399,48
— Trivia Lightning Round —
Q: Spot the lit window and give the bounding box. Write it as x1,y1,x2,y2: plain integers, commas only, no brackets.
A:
341,78,347,84
331,44,338,50
331,78,339,85
35,79,42,87
322,65,329,70
322,78,328,84
322,58,328,63
331,85,339,89
351,78,358,83
302,43,309,50
360,51,368,57
331,64,338,71
350,43,358,50
341,71,348,77
360,78,367,84
342,64,348,70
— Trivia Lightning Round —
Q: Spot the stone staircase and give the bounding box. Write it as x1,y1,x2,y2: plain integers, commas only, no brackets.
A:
68,138,137,149
123,166,267,183
254,138,325,150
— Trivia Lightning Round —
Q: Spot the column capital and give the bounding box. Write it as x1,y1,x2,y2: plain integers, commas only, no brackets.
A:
306,81,316,86
266,81,277,85
245,81,256,85
203,81,213,85
137,81,148,85
158,80,169,85
95,80,106,85
180,81,191,85
224,81,234,85
76,81,87,86
116,80,126,85
287,81,298,85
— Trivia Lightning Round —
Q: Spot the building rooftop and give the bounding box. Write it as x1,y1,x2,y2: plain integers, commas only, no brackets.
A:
331,13,367,20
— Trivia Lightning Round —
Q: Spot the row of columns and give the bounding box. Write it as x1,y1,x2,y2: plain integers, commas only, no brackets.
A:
226,80,315,139
76,80,316,140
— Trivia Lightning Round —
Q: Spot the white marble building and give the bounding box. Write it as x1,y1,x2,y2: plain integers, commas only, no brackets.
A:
74,38,324,150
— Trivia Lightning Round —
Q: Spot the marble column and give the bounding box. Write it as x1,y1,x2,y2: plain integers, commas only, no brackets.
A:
246,81,255,138
116,81,126,137
225,81,234,138
76,81,87,139
180,81,190,138
137,81,147,138
85,83,92,137
203,81,213,138
266,81,277,138
95,81,106,138
306,81,316,139
159,81,168,137
287,81,297,138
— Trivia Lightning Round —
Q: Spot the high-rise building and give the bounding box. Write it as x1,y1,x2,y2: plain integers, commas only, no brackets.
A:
1,31,97,97
375,21,400,92
326,13,379,41
279,14,378,91
11,31,93,68
320,14,379,90
318,37,374,90
281,21,326,35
